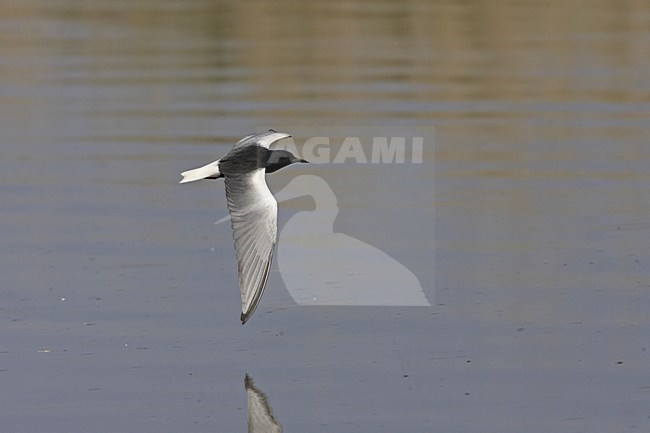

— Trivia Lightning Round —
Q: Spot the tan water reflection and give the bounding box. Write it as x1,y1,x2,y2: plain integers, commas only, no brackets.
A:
3,1,646,121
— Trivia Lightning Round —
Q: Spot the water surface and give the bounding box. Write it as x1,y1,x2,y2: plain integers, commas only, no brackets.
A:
1,1,649,432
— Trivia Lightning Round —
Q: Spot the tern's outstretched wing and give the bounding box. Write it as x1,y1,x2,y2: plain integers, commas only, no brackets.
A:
232,130,291,151
225,169,278,324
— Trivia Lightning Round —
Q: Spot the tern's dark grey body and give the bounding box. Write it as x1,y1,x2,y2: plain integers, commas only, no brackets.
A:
219,146,305,177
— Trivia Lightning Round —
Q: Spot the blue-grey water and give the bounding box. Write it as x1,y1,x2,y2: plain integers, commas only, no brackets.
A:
1,1,649,432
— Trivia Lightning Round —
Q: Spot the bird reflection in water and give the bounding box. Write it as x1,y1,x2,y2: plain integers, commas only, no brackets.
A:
245,374,282,433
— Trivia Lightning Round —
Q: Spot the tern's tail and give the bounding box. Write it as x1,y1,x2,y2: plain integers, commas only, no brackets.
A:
180,159,222,183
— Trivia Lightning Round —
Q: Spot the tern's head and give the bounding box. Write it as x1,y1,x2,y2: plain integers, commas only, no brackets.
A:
265,149,309,174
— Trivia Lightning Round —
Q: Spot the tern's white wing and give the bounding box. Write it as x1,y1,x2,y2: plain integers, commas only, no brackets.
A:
245,375,282,433
232,130,291,151
225,169,278,324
